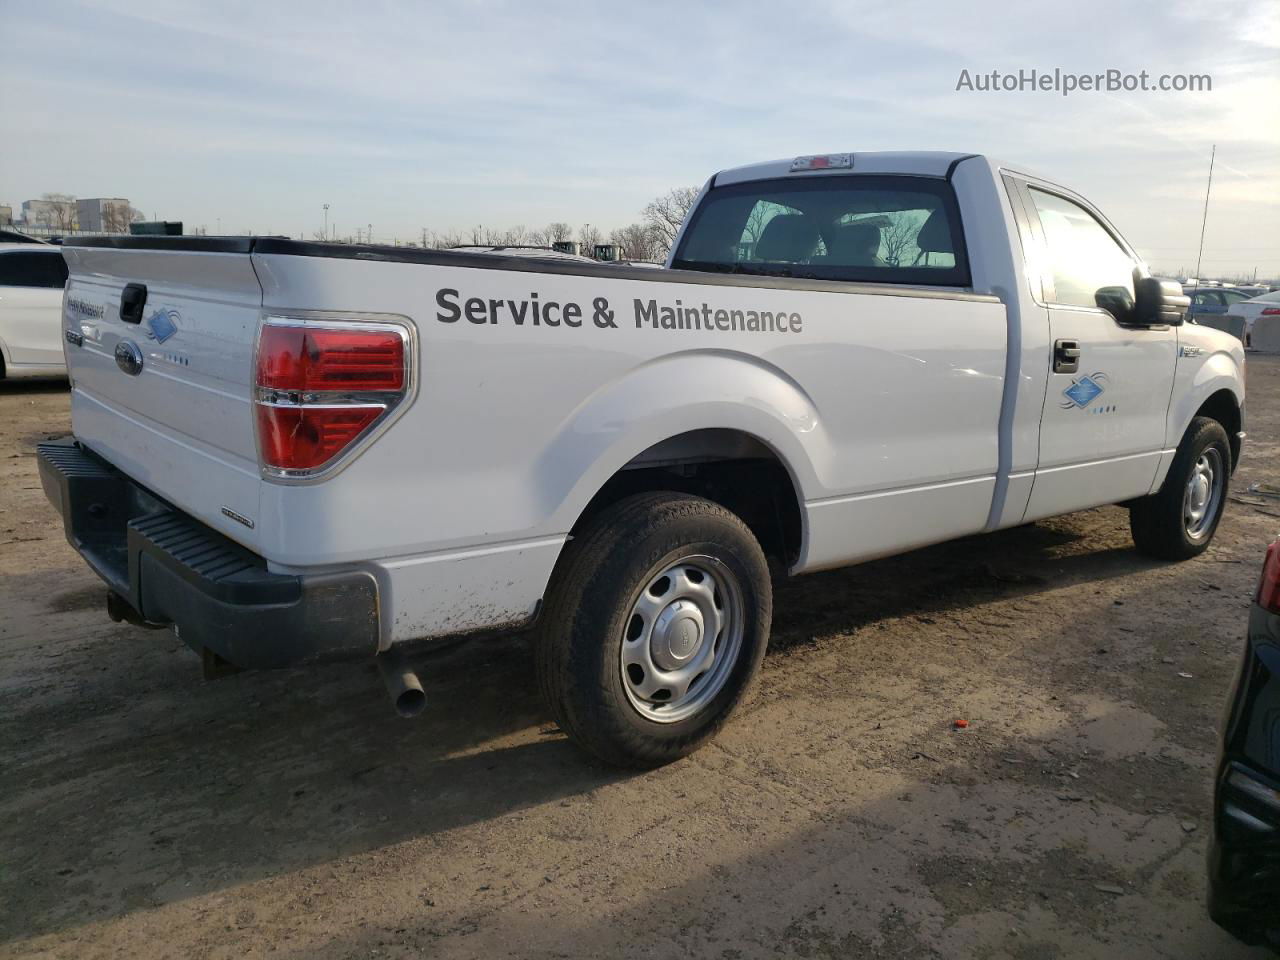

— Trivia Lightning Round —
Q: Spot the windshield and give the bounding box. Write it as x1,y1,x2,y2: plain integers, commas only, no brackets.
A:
672,175,970,287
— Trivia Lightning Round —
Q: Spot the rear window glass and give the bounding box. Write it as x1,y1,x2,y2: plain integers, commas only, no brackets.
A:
0,251,68,288
673,176,969,287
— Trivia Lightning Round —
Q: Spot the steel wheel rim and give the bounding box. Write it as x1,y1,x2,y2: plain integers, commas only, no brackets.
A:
1183,447,1224,541
619,554,745,724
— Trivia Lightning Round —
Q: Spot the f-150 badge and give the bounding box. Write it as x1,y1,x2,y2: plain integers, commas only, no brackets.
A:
145,308,180,344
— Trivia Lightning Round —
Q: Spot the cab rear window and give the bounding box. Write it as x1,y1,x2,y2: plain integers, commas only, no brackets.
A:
672,176,969,287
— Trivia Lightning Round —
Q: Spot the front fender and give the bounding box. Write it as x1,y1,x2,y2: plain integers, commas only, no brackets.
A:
1166,344,1245,450
533,349,829,532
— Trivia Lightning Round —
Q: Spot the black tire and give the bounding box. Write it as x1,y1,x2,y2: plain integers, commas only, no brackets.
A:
1130,416,1231,561
536,492,772,768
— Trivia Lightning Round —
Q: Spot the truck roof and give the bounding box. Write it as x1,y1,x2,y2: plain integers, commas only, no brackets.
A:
714,151,983,186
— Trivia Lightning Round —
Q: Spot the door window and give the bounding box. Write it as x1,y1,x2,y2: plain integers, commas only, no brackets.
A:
1028,188,1136,319
0,252,68,288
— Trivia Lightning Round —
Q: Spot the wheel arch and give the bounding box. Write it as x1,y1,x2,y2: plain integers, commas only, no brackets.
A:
572,427,806,569
1163,346,1244,471
1193,388,1242,470
538,351,827,570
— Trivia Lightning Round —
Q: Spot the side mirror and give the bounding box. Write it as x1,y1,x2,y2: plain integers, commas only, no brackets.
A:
1094,285,1134,322
1133,277,1189,326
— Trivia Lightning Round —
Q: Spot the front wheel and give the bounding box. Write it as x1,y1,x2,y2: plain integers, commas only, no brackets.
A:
1130,416,1231,560
536,492,772,768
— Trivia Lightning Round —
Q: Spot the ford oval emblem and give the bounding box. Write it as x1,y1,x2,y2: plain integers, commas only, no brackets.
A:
114,340,144,376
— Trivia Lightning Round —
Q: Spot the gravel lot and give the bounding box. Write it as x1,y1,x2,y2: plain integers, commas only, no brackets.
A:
2,357,1278,960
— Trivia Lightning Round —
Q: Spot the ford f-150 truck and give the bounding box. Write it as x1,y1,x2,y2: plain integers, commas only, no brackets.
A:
39,152,1245,767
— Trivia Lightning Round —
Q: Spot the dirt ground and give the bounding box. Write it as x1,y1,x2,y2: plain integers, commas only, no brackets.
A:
2,358,1279,960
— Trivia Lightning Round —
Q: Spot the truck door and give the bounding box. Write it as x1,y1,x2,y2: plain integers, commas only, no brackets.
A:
1011,180,1177,521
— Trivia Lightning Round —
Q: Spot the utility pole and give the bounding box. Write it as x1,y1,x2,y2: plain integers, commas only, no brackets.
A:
368,223,373,246
422,227,427,248
323,203,329,240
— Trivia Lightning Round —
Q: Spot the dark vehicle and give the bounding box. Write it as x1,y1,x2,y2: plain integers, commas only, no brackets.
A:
0,228,48,244
1210,539,1280,948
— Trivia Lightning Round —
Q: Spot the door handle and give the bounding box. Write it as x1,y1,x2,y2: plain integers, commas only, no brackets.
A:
1053,339,1081,374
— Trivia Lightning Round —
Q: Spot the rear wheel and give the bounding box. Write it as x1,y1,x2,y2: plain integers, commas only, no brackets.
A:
1130,416,1230,560
536,492,772,768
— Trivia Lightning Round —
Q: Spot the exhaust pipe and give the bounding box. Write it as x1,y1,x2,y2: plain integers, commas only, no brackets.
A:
106,590,168,629
376,647,427,718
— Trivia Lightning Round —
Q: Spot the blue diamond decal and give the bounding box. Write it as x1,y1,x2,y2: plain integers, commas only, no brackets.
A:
1064,376,1103,409
146,309,178,344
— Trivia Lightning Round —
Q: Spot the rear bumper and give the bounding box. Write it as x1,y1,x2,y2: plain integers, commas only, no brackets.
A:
37,436,379,669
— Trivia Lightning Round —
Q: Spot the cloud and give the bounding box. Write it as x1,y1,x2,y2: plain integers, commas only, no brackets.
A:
0,0,1275,274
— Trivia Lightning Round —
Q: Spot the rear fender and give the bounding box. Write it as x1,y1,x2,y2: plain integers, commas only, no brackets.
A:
534,350,826,534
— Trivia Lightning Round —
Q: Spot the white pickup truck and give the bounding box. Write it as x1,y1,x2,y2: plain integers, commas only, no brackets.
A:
40,152,1245,767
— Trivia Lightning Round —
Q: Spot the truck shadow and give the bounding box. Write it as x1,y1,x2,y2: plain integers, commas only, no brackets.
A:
0,508,1175,946
770,510,1160,651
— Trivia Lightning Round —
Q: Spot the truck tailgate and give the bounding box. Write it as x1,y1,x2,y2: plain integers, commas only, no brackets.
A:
60,244,265,549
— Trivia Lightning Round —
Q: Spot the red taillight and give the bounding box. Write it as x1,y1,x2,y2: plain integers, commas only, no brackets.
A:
255,319,408,475
257,325,405,393
1261,308,1280,317
1259,541,1280,615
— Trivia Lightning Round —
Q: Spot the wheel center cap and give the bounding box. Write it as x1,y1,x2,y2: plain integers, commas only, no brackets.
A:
1191,474,1209,510
651,600,704,671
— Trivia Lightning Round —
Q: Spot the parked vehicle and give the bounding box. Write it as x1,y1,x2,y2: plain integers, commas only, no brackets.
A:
1187,285,1258,321
39,152,1246,766
1230,286,1272,300
1209,539,1280,949
0,242,69,378
1229,290,1280,338
0,228,48,244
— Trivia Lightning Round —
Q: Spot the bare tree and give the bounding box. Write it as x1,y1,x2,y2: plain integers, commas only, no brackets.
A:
544,222,573,244
101,201,144,234
877,211,921,267
610,223,663,262
483,224,529,246
642,186,700,256
578,223,603,255
740,202,775,256
40,193,78,231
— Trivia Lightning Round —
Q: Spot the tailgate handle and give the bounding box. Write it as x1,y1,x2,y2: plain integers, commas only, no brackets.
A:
120,283,148,324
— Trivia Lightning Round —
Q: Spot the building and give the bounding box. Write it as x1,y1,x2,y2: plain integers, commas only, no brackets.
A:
0,205,11,226
77,197,132,232
21,198,77,229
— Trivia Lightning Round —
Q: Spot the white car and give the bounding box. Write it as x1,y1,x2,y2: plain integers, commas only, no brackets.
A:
1232,290,1280,336
0,242,68,378
40,152,1244,766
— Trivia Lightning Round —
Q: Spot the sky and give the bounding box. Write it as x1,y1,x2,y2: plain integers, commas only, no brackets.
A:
1,0,1277,277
